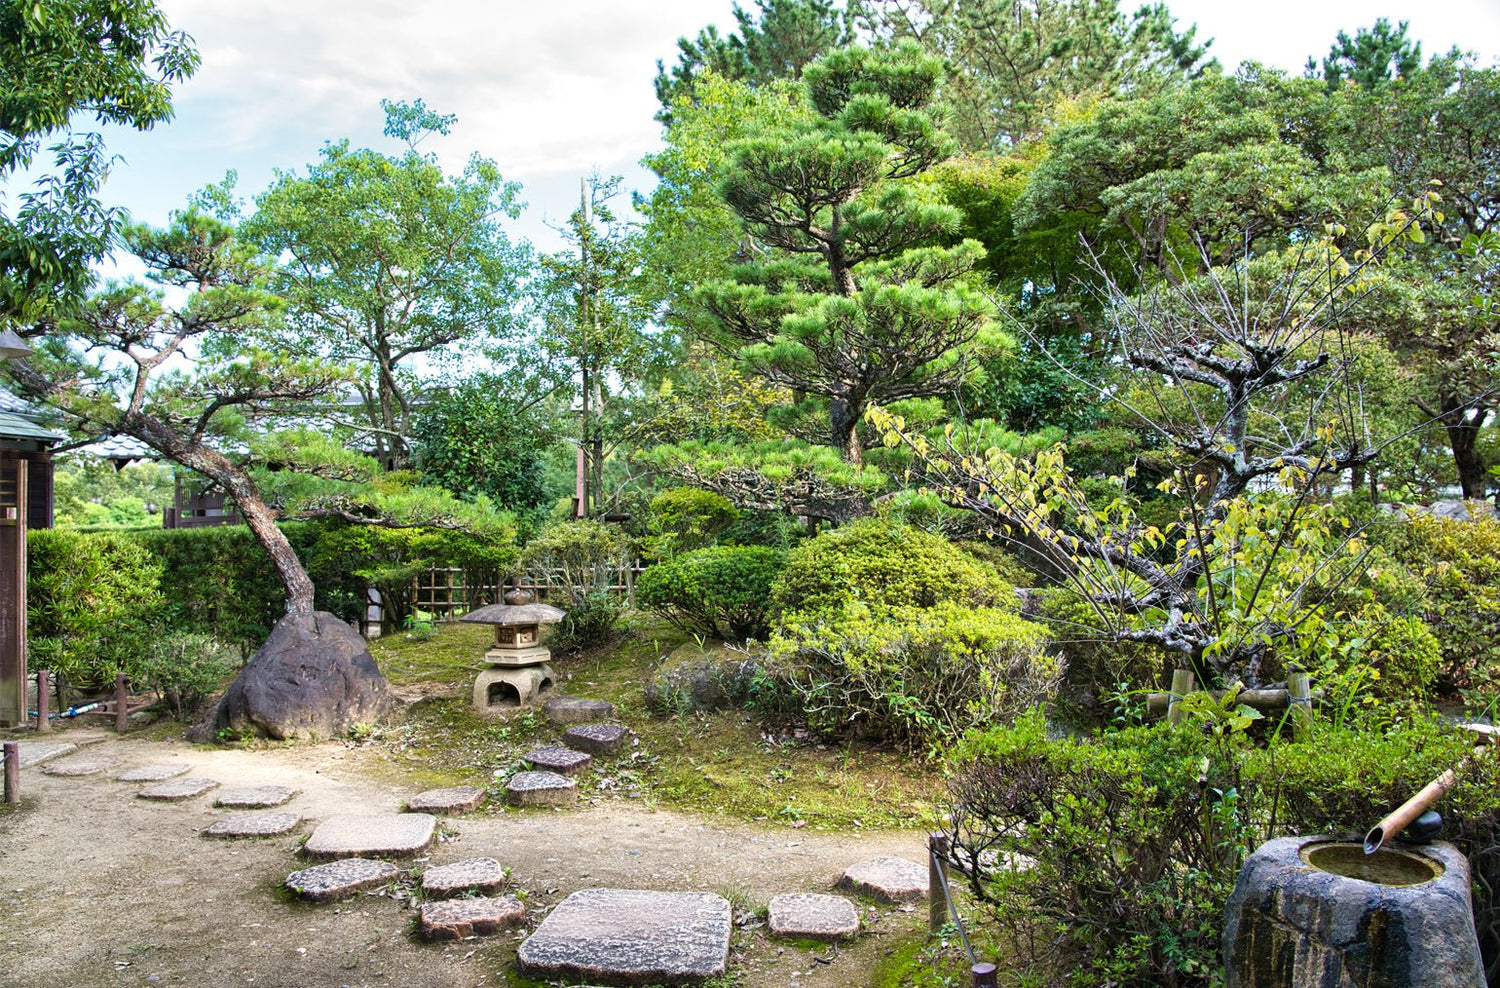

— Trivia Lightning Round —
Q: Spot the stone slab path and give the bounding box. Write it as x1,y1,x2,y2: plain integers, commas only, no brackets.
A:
117,763,191,782
516,888,732,986
507,770,577,807
13,740,76,767
203,811,302,838
544,695,615,724
303,812,437,859
768,892,860,942
837,856,928,904
565,723,628,754
525,745,593,775
215,784,296,808
138,777,219,801
406,785,486,815
41,750,119,776
419,895,526,940
285,858,399,902
421,857,507,898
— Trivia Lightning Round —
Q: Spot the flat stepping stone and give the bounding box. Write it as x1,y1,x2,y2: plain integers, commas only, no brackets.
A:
517,888,731,985
215,785,297,808
405,786,486,815
507,771,577,808
525,745,593,776
837,856,928,904
303,813,437,859
13,741,77,768
117,763,190,782
544,695,615,724
203,811,302,838
767,893,860,942
42,751,120,776
285,858,399,902
421,857,507,898
419,895,526,940
564,723,628,755
138,777,220,801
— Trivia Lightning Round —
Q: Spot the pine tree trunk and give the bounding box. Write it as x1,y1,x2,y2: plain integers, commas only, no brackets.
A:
831,397,864,465
1443,398,1489,500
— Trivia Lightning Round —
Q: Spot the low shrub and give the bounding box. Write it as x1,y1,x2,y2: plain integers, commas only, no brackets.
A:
769,518,1014,618
135,632,239,719
645,486,739,558
768,601,1058,748
549,589,622,654
521,520,633,652
637,545,786,641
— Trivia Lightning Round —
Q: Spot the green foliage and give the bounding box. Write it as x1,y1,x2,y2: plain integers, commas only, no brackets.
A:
52,457,174,528
770,518,1014,618
1372,513,1500,703
770,601,1057,747
410,373,558,520
521,520,633,651
645,486,739,558
28,528,165,691
0,0,199,319
135,632,238,720
637,545,787,641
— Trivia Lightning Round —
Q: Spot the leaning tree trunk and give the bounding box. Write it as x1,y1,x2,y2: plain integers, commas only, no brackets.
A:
119,418,395,741
1442,399,1490,501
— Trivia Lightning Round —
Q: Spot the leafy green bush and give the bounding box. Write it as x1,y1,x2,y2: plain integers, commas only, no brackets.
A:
1371,512,1500,702
769,602,1057,747
949,708,1500,987
645,486,739,558
29,529,166,691
638,546,786,640
550,589,622,654
770,518,1015,618
136,632,239,719
520,519,632,651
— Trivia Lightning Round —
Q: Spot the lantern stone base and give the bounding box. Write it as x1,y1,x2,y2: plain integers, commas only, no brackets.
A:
473,664,556,714
483,646,553,668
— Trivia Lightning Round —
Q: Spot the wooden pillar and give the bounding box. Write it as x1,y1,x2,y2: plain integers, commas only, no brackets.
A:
114,673,129,732
3,740,17,804
0,457,28,727
929,832,950,933
35,668,48,732
972,964,999,988
1166,668,1195,727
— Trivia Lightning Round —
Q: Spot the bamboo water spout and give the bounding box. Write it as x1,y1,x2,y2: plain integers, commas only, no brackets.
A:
1363,723,1496,855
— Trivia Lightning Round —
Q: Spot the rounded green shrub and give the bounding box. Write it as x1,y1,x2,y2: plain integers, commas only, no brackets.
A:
646,486,739,558
769,601,1058,747
638,545,787,641
770,518,1015,618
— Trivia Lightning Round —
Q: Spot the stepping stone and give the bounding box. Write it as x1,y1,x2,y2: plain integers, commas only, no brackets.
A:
524,745,593,776
767,893,860,942
303,813,437,859
285,858,399,902
506,771,577,808
118,763,191,782
564,723,628,755
421,857,507,898
203,812,302,839
419,895,526,940
215,785,297,809
517,888,731,985
406,786,486,815
138,777,220,801
41,751,120,776
13,741,77,768
544,695,615,725
837,856,928,904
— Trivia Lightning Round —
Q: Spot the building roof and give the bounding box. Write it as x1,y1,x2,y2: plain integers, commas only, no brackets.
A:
0,408,64,443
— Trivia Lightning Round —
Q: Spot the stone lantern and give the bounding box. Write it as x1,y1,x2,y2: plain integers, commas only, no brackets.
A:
461,588,566,715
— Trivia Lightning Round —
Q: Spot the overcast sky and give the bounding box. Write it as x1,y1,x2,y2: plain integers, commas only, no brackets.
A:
90,0,1500,257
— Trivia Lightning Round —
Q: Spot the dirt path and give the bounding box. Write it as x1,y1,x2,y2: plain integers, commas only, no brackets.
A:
0,727,934,987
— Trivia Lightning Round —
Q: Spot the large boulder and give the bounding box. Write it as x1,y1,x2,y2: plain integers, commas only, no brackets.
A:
198,611,393,741
643,641,759,716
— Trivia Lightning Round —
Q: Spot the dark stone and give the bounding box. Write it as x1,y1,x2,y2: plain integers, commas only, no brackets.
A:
285,858,399,902
643,643,759,715
421,857,507,898
516,888,731,986
197,611,393,742
1224,837,1484,988
419,895,526,940
525,746,593,775
544,696,615,724
506,770,578,807
564,723,628,755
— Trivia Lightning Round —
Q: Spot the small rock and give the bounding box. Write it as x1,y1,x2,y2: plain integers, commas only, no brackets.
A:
215,785,297,809
405,786,487,815
507,771,578,808
138,777,219,801
543,696,615,725
419,895,526,940
41,751,120,776
421,857,507,898
285,858,399,902
303,813,437,859
117,764,191,782
564,723,628,755
837,857,928,904
203,812,302,838
524,746,593,776
767,893,860,942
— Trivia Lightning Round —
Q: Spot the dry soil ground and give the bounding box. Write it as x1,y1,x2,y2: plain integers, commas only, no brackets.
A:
0,725,936,988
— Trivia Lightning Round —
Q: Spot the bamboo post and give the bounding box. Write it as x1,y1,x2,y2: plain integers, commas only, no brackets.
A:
114,673,129,732
3,740,17,804
34,668,48,732
929,832,950,933
1166,668,1195,726
972,963,999,988
1288,667,1312,733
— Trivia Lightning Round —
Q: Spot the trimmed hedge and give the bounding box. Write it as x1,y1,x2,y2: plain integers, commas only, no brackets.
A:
638,545,787,641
